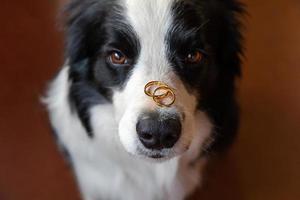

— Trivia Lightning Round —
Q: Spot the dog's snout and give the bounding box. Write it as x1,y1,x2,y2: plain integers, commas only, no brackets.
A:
136,112,182,150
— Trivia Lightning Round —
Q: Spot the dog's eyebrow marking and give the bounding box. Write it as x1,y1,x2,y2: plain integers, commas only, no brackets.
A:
171,19,210,37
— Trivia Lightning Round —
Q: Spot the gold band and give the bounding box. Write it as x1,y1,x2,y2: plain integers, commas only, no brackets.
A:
144,81,176,107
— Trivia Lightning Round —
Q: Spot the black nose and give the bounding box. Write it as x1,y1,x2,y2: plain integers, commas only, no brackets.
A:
136,112,182,150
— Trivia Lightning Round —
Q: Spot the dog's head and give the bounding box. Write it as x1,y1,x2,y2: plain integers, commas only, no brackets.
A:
66,0,243,160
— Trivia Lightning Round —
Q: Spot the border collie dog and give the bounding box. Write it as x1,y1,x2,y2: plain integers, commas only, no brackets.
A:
45,0,243,199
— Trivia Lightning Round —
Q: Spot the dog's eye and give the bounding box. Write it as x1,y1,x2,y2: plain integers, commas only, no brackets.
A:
109,51,128,65
185,51,203,64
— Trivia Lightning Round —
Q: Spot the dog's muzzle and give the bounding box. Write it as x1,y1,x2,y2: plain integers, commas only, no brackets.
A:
144,81,175,107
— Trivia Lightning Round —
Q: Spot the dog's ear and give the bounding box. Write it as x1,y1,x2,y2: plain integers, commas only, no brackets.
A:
203,0,245,153
63,0,107,65
206,0,245,78
61,0,110,137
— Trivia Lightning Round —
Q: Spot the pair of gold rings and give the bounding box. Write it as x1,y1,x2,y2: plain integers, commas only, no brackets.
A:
144,81,176,107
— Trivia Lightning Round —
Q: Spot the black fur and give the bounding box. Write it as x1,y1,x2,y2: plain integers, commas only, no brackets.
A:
63,0,244,153
65,0,140,136
167,0,244,153
199,0,244,153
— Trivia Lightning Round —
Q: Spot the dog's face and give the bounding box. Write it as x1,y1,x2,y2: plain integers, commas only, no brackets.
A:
67,0,243,160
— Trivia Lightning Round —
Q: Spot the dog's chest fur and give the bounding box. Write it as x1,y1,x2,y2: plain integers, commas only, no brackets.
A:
46,67,210,200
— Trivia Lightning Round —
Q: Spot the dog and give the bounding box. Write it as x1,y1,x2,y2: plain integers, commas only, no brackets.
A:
45,0,244,199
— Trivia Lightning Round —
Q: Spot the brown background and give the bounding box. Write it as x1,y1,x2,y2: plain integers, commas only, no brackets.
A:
0,0,299,199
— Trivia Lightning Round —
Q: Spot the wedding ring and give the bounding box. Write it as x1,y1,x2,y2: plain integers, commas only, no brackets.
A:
144,81,176,107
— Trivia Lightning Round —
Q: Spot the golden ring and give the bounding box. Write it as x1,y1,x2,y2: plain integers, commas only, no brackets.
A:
144,81,176,107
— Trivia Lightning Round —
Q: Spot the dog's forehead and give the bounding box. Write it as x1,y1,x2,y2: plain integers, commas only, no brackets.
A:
123,0,175,43
123,0,175,28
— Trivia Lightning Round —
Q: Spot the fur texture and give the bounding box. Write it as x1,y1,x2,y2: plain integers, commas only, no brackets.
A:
45,0,244,199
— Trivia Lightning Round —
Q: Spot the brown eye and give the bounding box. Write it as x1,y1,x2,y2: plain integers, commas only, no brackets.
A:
109,51,128,65
186,51,203,64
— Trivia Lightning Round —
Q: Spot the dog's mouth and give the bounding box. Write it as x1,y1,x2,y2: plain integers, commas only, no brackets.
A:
150,154,163,159
135,143,183,161
141,152,170,161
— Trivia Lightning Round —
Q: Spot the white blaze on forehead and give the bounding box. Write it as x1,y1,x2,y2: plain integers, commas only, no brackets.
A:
124,0,175,77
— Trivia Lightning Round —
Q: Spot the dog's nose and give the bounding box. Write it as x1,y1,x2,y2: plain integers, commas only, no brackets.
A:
136,112,181,150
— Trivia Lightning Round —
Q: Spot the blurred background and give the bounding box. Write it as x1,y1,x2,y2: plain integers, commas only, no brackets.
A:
0,0,300,199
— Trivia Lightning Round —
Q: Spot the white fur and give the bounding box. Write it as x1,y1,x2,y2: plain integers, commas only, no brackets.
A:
45,1,213,199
